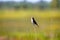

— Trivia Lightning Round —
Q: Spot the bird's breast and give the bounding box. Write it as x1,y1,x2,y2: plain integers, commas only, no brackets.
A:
31,18,33,23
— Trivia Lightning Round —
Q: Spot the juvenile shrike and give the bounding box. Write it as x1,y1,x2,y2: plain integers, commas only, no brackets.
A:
31,17,39,27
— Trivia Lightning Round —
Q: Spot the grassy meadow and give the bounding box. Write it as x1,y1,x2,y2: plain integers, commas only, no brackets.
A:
0,9,60,40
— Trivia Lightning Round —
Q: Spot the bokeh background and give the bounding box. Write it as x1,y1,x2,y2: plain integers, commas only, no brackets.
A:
0,0,60,40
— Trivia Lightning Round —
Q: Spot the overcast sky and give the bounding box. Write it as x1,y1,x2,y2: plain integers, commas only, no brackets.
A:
0,0,52,3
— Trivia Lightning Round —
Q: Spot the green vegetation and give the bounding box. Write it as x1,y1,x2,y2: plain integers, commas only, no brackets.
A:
0,0,60,40
0,9,60,40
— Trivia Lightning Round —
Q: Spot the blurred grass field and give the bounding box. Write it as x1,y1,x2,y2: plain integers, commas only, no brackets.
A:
0,9,60,40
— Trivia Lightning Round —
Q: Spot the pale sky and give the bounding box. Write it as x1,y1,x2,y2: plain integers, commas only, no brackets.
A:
0,0,52,3
27,0,52,3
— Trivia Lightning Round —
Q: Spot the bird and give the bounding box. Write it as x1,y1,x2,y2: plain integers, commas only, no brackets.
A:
31,17,39,27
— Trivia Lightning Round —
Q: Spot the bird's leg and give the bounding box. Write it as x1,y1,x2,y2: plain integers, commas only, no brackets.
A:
33,27,38,40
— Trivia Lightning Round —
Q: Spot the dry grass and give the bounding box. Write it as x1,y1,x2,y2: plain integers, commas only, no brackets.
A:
0,9,60,40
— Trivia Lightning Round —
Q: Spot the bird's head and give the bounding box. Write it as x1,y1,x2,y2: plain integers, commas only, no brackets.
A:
31,16,34,19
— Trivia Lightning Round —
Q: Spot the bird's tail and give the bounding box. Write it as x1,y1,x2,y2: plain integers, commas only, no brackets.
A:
37,24,39,27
